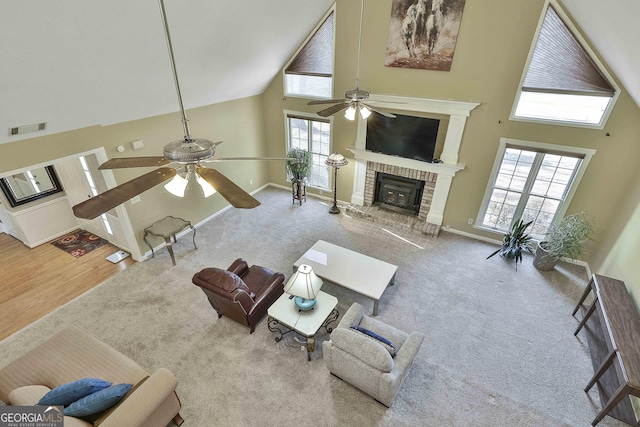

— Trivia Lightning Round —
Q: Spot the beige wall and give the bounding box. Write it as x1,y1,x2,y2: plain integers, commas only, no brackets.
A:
0,96,269,254
264,0,640,268
3,0,640,283
596,170,640,300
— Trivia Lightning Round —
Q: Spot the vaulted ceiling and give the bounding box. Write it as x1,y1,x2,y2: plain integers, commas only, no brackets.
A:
562,0,640,109
0,0,334,145
0,0,637,146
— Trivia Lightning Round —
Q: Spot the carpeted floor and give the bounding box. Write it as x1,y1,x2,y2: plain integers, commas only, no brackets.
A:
0,187,629,426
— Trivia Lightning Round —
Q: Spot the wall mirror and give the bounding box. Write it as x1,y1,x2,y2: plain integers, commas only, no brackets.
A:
0,165,64,207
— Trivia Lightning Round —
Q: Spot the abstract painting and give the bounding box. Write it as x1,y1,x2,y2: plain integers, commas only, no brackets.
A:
385,0,467,71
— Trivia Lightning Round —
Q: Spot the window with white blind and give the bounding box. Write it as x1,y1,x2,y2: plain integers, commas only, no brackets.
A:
511,1,619,128
285,113,332,190
284,8,334,99
476,138,595,240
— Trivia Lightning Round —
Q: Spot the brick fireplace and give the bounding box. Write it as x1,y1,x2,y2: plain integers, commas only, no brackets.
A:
347,160,441,236
366,162,434,218
347,94,479,236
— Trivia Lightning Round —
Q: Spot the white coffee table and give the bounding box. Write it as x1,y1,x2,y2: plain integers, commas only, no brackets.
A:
293,240,398,316
267,291,339,361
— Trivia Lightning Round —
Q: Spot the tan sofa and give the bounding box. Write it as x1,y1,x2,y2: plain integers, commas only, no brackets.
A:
0,325,183,427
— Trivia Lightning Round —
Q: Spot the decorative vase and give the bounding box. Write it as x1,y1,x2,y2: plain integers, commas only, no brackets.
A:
533,243,559,271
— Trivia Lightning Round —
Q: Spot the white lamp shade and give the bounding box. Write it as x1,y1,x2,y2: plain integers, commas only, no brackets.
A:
284,264,323,300
325,152,349,168
359,105,372,119
164,174,189,197
196,174,216,197
345,105,356,121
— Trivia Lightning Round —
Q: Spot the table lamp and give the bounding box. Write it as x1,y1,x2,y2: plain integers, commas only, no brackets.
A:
284,264,323,310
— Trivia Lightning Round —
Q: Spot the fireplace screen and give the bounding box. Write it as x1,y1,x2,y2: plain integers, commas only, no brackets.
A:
374,173,425,215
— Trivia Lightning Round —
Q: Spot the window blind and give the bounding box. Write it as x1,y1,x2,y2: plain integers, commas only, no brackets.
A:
287,114,330,124
505,143,586,159
285,12,334,77
522,5,614,96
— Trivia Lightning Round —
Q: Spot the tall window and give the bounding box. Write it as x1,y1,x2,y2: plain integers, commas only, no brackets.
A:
284,9,334,99
79,156,113,235
511,1,618,128
477,139,595,240
286,114,331,190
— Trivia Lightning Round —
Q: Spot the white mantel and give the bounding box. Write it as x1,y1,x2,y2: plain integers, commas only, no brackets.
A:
348,94,479,226
347,147,465,176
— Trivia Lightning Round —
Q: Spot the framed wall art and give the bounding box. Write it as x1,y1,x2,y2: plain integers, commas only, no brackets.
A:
385,0,467,71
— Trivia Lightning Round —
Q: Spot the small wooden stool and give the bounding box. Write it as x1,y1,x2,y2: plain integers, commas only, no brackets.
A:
292,180,306,205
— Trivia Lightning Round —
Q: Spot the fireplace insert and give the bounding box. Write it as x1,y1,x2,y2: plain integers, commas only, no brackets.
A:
374,173,425,215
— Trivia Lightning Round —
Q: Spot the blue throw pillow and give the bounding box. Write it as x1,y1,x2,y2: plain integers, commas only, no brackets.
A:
350,326,397,356
38,378,111,406
64,383,133,417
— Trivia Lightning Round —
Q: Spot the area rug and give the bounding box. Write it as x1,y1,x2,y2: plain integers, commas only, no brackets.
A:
50,230,108,258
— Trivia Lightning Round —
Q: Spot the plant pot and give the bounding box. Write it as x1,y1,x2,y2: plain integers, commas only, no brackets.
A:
533,243,559,271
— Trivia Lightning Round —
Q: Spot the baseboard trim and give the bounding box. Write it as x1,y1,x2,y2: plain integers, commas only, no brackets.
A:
440,226,503,245
267,183,344,205
441,226,592,277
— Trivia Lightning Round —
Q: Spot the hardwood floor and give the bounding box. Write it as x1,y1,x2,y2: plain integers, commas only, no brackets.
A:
0,232,135,340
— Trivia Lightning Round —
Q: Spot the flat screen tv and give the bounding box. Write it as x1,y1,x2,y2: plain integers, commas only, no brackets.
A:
365,113,440,163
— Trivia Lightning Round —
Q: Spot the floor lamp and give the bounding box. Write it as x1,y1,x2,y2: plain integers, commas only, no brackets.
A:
325,153,348,214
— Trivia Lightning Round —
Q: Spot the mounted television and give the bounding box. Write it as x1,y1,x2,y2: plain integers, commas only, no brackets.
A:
365,113,440,163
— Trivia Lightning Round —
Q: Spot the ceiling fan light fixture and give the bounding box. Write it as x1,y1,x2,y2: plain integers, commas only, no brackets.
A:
359,105,372,119
196,174,216,197
163,138,216,163
164,173,189,197
345,105,357,121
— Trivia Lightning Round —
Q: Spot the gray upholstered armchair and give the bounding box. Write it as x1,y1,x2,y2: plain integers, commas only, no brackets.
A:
323,302,424,407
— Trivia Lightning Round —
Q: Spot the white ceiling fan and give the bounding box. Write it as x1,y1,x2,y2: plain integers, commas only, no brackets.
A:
308,0,396,121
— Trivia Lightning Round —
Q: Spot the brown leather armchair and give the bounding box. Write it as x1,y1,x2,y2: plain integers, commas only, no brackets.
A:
192,258,285,333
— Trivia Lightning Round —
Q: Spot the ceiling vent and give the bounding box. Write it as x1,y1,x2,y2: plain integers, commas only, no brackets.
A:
9,122,47,136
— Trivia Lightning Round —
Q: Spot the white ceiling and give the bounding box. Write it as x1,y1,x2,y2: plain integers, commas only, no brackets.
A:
562,0,640,108
0,0,638,146
0,0,334,145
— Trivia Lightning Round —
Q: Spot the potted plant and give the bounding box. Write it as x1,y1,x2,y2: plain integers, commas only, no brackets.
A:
285,148,311,204
533,212,595,271
487,219,534,271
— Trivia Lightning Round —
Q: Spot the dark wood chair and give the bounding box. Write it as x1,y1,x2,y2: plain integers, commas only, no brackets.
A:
192,258,285,333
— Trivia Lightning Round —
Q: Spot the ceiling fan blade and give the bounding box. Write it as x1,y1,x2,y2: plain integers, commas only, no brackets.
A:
317,102,351,117
196,167,260,209
363,104,397,119
72,168,176,219
307,99,347,105
208,156,296,161
99,157,170,170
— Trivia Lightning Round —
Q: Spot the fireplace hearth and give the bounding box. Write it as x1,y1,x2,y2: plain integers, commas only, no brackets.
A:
374,173,424,215
345,161,440,235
